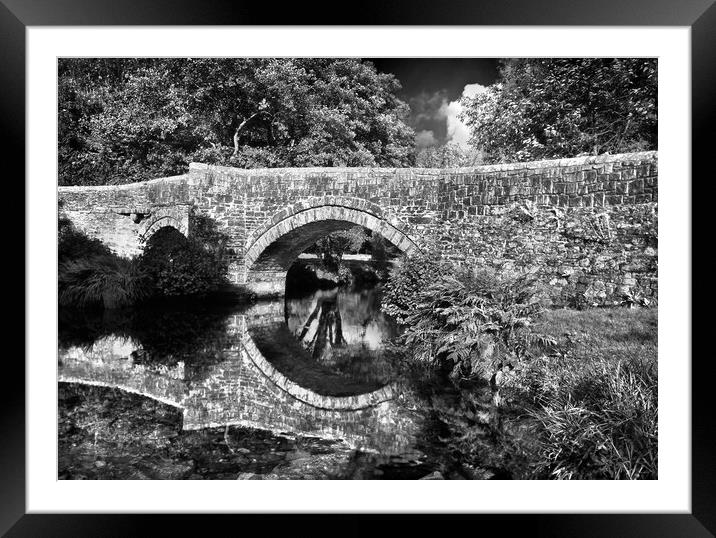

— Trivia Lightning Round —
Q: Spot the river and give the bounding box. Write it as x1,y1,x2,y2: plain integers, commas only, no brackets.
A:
57,282,471,479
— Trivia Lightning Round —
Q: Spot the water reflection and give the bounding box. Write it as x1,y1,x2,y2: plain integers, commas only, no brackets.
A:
287,287,397,352
58,286,421,457
293,293,349,359
247,287,399,396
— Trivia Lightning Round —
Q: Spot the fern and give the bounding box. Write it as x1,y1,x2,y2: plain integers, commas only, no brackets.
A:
383,249,546,380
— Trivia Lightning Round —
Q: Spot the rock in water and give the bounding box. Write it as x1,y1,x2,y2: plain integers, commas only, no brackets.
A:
419,471,444,480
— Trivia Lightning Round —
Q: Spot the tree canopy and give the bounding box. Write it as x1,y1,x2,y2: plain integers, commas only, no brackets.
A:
459,59,657,164
59,58,416,185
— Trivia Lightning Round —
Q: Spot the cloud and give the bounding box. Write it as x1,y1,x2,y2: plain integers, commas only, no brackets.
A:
415,129,439,149
440,83,488,148
409,84,488,148
408,90,450,141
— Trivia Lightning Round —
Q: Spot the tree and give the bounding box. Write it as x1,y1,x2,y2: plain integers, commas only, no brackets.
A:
58,58,416,185
314,226,368,272
459,59,657,163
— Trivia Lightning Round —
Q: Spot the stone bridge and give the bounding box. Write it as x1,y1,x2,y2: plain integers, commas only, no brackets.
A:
58,151,658,305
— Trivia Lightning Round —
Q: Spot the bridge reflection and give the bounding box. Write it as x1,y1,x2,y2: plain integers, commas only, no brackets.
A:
58,297,420,455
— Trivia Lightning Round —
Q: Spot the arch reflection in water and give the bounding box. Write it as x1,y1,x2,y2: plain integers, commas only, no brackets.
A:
248,286,399,397
58,291,420,456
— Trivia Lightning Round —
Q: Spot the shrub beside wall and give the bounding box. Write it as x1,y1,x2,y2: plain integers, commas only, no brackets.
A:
58,212,232,309
383,248,547,381
137,215,231,297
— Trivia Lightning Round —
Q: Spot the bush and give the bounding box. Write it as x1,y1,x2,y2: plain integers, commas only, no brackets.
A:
349,263,384,287
58,255,152,309
381,247,447,325
383,248,545,380
137,215,230,297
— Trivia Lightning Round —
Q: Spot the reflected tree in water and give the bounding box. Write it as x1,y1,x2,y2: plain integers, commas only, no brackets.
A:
298,295,348,363
289,289,399,386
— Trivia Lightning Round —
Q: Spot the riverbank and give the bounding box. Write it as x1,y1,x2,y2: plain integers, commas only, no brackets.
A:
408,305,658,480
57,305,656,480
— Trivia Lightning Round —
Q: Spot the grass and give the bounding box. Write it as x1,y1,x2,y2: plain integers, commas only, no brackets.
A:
533,307,657,363
58,215,153,309
58,255,152,309
404,306,659,480
503,307,658,479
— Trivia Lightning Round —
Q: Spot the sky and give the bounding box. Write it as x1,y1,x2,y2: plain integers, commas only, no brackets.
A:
368,59,500,149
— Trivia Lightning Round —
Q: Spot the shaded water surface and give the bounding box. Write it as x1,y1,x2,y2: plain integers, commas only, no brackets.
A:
58,284,442,479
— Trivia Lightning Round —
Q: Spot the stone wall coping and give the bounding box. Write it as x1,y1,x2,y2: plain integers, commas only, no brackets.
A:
58,174,189,192
190,150,657,176
58,151,657,192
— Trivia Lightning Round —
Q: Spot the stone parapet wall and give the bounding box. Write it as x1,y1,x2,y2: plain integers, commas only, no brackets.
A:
58,151,658,306
429,202,657,307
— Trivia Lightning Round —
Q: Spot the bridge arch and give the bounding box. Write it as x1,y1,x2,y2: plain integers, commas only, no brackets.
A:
137,207,190,246
243,197,418,294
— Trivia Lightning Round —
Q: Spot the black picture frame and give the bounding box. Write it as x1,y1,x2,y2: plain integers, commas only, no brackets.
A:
6,1,710,535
